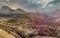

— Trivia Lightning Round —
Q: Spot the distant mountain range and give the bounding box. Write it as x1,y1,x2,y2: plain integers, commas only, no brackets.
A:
0,6,60,18
0,6,25,14
0,6,60,23
49,9,60,22
49,9,60,18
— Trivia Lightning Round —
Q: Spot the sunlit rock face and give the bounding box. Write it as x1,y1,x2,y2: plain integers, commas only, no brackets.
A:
0,29,17,38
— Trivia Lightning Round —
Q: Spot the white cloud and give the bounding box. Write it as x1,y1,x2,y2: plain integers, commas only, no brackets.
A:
48,4,53,7
0,0,60,14
27,0,54,8
38,0,54,8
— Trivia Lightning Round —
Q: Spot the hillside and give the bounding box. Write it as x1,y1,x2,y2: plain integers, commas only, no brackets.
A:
0,6,60,38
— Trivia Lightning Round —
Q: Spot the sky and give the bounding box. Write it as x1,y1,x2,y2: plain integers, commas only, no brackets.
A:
0,0,60,14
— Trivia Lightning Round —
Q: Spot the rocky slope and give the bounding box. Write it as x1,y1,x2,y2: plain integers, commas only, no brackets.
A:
0,6,60,38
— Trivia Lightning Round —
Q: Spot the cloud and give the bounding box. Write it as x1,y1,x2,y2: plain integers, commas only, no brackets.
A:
0,0,60,13
48,0,60,4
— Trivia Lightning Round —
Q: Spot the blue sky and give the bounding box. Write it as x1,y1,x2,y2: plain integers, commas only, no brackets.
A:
0,0,60,14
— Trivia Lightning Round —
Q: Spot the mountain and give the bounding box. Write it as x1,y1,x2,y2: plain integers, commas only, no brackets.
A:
0,6,56,24
0,6,25,14
0,6,60,37
27,13,55,24
0,6,12,14
11,9,25,14
49,9,60,23
49,9,60,18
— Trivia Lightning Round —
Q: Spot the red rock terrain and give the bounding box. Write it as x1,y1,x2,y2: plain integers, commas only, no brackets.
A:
0,6,60,38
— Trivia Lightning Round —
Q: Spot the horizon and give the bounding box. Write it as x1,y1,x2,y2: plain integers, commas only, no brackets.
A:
0,0,60,13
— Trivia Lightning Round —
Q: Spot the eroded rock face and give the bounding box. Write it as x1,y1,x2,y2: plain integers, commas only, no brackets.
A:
0,13,59,38
0,29,21,38
0,6,60,38
27,13,57,36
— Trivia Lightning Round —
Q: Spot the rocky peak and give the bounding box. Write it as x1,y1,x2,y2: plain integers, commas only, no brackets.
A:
1,6,10,10
0,6,25,14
